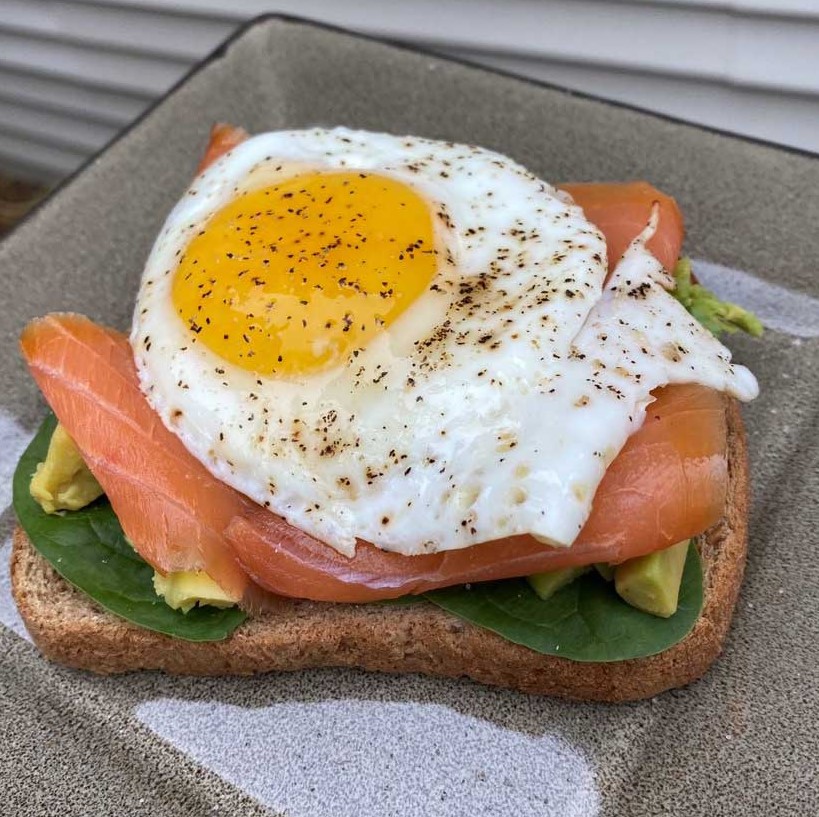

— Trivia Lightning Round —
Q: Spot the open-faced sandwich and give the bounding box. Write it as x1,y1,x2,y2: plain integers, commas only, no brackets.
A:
12,125,763,701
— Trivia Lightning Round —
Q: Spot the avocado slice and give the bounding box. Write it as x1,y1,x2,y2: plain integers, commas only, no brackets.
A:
30,423,103,513
614,540,691,618
153,570,237,613
527,566,591,601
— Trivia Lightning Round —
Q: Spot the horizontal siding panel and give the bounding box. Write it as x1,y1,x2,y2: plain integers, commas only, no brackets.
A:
0,30,188,96
66,0,819,94
730,15,819,95
0,66,150,126
0,1,817,180
0,132,85,181
0,100,117,153
649,0,819,16
466,50,819,153
89,0,819,22
1,0,234,61
0,0,813,95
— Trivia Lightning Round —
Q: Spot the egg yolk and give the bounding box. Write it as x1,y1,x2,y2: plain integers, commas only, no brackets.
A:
172,171,437,376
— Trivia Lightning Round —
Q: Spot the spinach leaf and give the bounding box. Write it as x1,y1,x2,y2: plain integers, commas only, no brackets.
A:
424,543,703,662
13,414,246,642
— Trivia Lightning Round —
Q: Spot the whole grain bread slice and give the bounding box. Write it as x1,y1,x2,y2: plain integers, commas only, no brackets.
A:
10,399,748,702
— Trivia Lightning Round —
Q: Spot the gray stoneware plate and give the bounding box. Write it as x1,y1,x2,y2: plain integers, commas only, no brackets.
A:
1,14,817,817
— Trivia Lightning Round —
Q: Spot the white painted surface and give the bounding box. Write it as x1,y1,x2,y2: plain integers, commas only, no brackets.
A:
0,411,33,641
135,698,601,816
0,0,816,180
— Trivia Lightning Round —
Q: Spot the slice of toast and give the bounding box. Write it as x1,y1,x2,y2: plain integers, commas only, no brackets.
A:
10,400,748,702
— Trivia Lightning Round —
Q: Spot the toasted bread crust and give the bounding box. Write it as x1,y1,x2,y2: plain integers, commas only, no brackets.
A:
10,399,748,702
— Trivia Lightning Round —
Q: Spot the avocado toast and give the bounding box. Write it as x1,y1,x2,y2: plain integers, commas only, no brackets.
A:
10,124,762,701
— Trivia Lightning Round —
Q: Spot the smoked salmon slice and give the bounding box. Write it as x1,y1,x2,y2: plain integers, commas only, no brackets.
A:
559,181,684,272
226,385,728,602
20,314,253,601
196,122,249,174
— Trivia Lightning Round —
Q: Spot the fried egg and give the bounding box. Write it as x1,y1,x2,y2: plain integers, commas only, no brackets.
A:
132,128,757,556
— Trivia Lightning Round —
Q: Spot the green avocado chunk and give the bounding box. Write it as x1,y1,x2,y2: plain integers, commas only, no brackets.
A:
671,258,763,337
614,539,691,618
30,423,103,514
526,565,591,601
153,570,237,613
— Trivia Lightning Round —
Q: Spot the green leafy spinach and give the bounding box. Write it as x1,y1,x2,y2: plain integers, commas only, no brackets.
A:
423,543,703,662
13,414,246,642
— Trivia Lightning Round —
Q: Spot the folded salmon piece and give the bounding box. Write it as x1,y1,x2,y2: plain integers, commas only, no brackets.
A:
559,181,684,273
226,383,727,602
20,314,253,602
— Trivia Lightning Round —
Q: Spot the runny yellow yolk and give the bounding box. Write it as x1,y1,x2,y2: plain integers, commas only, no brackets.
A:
172,171,437,376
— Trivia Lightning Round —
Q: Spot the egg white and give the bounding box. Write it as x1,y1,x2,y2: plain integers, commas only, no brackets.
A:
132,128,757,556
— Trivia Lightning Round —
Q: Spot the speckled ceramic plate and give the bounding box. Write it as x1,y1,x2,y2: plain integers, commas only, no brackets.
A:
1,15,817,817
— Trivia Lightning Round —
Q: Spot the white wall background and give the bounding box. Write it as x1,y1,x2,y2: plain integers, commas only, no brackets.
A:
1,0,818,182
